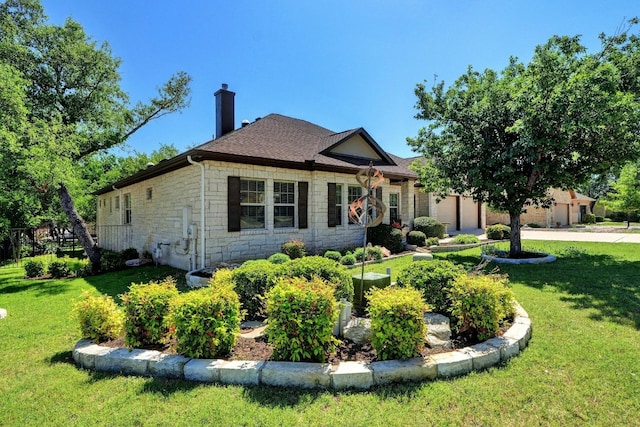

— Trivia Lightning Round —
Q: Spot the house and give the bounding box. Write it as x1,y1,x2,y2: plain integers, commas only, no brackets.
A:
486,189,595,227
94,84,486,270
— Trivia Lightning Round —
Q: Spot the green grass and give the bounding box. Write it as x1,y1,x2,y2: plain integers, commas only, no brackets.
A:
1,242,639,426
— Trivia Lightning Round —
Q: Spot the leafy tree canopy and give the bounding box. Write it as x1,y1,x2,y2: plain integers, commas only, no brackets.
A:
600,160,640,226
409,21,640,256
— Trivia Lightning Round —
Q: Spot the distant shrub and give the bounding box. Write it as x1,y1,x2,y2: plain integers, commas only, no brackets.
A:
367,224,403,253
231,260,284,319
449,274,515,341
354,246,383,262
284,256,353,302
485,224,510,240
595,216,605,223
526,223,541,228
170,284,241,359
72,259,94,277
121,277,179,347
121,247,139,261
407,230,426,246
323,250,342,262
48,259,71,278
71,291,124,341
24,260,45,278
100,249,126,272
267,253,291,264
413,217,445,239
425,237,440,247
367,286,427,360
452,234,480,244
396,260,466,314
340,253,356,266
582,213,596,224
266,277,338,362
281,239,306,259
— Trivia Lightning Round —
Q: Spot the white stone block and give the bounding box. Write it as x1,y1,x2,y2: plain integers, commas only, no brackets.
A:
503,322,532,350
95,348,160,376
261,361,332,389
485,336,521,360
370,357,437,385
0,308,6,319
463,343,501,371
149,354,191,379
432,351,473,378
73,341,116,370
183,359,225,382
413,253,434,261
331,361,373,390
219,360,265,385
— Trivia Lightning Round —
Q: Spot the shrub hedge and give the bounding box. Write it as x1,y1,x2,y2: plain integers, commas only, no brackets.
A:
413,217,445,239
425,237,440,246
582,213,596,224
323,250,342,262
24,260,45,278
452,234,480,244
281,239,306,259
48,259,71,278
485,224,511,240
284,256,354,302
407,230,426,246
354,246,383,262
71,291,124,341
367,224,403,253
267,253,291,264
367,286,427,360
231,260,284,319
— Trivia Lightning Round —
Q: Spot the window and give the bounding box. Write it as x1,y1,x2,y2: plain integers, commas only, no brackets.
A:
335,184,343,226
348,185,362,224
123,193,132,224
389,193,399,223
109,198,112,213
240,179,265,229
146,187,153,201
115,195,120,210
274,181,295,228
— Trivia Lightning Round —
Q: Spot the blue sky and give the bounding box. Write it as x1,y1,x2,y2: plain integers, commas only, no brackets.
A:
41,0,637,159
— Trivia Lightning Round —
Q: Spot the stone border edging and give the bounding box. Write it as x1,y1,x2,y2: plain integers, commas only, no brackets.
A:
72,303,531,390
481,253,557,264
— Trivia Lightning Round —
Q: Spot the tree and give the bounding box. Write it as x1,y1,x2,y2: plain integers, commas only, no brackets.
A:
0,0,191,270
600,161,640,227
409,28,640,257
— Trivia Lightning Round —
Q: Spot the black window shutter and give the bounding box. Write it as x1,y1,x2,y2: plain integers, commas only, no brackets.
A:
298,181,308,229
376,186,382,202
327,183,336,227
228,176,241,232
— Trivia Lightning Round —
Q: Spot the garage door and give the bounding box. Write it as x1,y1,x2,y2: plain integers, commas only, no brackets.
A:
553,204,570,226
461,198,479,229
437,196,458,231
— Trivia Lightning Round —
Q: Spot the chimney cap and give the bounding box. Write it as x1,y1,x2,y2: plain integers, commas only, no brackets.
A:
221,83,228,90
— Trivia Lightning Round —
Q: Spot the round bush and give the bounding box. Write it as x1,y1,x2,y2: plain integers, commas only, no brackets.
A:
267,253,291,264
48,259,71,278
407,230,426,246
452,234,480,244
323,250,342,262
582,213,596,224
425,237,440,247
413,217,445,239
281,240,306,259
266,277,338,362
396,260,466,314
485,224,510,240
354,246,383,262
71,291,124,341
170,285,241,359
340,254,356,266
24,260,45,278
231,260,284,319
121,247,139,261
284,256,354,302
367,224,403,253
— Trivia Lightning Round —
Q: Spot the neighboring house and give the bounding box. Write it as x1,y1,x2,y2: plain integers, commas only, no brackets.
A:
486,189,595,228
94,85,485,270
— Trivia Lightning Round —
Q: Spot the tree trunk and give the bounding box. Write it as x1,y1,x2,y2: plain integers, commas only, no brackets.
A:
57,182,101,272
509,213,522,258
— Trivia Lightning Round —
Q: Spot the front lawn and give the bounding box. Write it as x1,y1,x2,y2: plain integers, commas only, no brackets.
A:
0,241,638,426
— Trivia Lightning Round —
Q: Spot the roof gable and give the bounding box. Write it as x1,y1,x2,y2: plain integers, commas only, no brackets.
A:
320,128,396,166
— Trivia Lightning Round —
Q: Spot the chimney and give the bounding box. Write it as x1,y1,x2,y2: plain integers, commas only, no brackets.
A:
214,83,235,138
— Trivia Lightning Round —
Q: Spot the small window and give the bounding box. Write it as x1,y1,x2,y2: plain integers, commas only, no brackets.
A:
348,185,362,224
240,179,265,229
115,196,120,210
109,198,112,213
123,193,132,224
335,184,343,226
274,181,295,228
389,193,399,223
146,188,153,201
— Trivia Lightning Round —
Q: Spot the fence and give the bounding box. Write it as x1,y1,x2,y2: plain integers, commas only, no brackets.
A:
0,228,85,266
96,225,133,252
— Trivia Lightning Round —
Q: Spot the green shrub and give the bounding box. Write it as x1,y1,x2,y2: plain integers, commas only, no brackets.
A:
281,239,306,259
323,250,342,262
170,284,242,359
24,259,45,278
71,291,124,341
231,260,284,319
366,286,427,360
407,230,426,246
120,277,179,347
340,253,356,266
72,259,94,277
267,253,291,264
367,224,403,253
413,217,445,239
582,213,596,224
448,274,516,341
100,249,126,272
425,237,440,246
210,268,234,288
121,247,139,260
485,224,510,240
396,260,466,314
48,259,71,278
452,234,480,244
284,256,354,302
526,222,541,228
265,277,339,362
354,246,383,262
595,216,605,223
